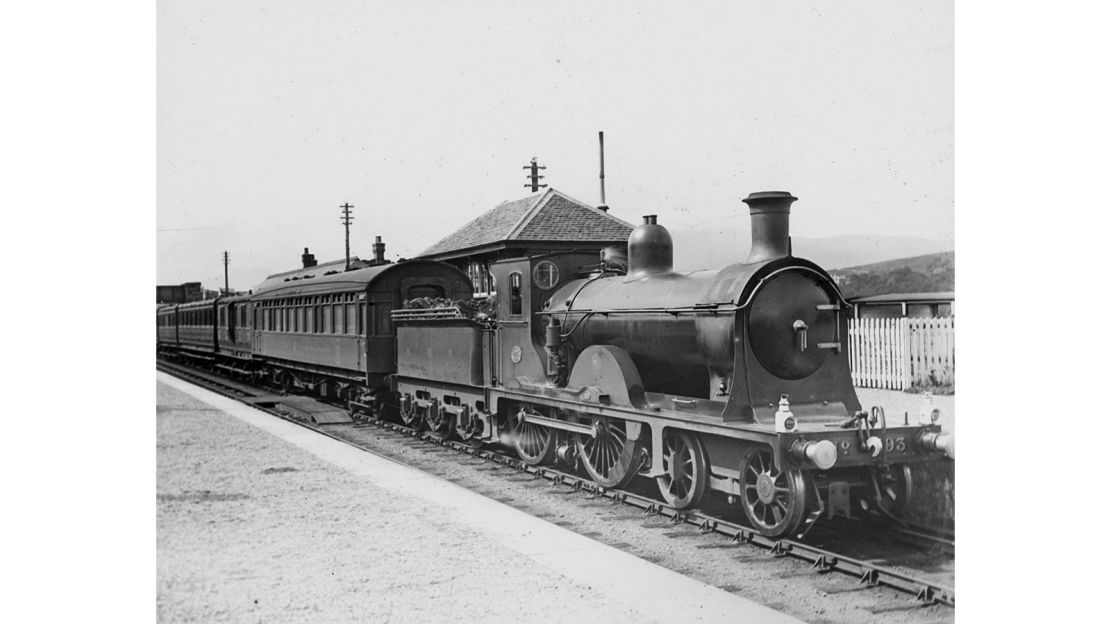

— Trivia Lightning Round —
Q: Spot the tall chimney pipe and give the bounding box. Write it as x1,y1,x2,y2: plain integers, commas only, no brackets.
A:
372,236,386,264
301,247,317,268
742,191,797,263
597,131,609,212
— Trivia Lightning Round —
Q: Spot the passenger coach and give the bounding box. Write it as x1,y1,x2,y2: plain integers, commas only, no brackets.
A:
250,259,472,406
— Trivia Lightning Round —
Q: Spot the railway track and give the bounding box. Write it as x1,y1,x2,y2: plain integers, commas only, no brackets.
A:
156,358,954,609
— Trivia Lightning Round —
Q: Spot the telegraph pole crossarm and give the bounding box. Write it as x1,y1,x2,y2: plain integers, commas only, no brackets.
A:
523,157,548,192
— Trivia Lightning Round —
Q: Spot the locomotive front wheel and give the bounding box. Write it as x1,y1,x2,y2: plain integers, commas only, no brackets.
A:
576,418,641,489
738,446,808,537
656,430,708,509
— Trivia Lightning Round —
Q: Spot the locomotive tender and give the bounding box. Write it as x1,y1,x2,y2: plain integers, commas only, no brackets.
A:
158,190,953,538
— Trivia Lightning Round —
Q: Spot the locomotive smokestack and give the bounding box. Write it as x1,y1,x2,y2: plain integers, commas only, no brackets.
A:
742,191,797,263
626,215,673,278
372,236,386,264
301,247,317,269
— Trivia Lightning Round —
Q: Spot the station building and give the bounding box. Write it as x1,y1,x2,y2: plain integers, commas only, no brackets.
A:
417,188,634,296
848,291,955,319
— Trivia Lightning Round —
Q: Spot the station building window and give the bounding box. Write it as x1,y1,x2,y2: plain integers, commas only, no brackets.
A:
467,260,494,296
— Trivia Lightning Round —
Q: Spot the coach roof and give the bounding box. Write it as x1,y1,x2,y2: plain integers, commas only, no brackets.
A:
251,259,455,300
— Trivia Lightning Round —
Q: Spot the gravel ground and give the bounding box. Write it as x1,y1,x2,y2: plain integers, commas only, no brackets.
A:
158,381,796,624
159,378,954,624
315,423,954,622
157,382,685,624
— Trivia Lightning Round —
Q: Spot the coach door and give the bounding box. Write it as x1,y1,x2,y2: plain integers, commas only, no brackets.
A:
365,291,395,373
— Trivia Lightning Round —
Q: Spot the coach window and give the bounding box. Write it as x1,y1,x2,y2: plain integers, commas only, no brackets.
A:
346,303,357,334
322,304,331,333
509,272,523,316
307,306,316,333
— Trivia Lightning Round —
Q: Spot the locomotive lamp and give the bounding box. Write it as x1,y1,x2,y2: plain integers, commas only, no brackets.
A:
775,394,797,433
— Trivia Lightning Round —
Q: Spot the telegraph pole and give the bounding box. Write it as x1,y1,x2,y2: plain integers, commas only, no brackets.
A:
340,202,354,271
222,251,230,295
523,157,548,192
598,131,608,211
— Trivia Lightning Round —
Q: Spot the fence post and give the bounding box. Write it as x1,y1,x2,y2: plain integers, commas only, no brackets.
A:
900,317,911,390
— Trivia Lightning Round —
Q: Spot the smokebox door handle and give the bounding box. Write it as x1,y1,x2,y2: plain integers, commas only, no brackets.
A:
792,319,808,352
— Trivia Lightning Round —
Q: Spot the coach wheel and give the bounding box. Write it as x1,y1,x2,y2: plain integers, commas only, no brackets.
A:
426,406,453,439
343,389,363,421
276,372,294,396
399,402,424,431
576,417,642,489
738,445,808,538
656,430,708,509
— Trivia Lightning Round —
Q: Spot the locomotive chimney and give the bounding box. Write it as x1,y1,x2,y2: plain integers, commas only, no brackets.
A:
301,247,317,268
372,236,386,264
742,191,797,263
626,215,673,279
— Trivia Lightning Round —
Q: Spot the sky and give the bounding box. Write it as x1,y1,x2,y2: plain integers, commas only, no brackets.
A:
157,0,953,291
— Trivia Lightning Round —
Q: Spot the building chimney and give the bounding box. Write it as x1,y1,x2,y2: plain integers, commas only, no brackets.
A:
301,247,317,268
626,215,673,278
372,236,386,264
742,191,797,263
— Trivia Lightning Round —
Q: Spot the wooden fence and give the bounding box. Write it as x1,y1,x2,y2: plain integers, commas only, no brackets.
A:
847,317,955,390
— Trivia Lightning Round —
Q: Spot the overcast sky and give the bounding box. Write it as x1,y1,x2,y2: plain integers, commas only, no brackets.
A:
157,0,953,290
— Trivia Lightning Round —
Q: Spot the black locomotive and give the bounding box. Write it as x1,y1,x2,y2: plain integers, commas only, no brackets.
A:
157,190,952,538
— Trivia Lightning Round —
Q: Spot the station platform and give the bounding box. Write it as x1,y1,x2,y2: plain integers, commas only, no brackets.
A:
156,372,803,623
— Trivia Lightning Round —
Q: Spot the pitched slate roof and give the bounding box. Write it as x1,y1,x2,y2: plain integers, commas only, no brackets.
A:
420,188,634,257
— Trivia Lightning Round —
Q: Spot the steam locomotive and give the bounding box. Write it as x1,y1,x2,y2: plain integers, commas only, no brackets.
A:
157,191,952,538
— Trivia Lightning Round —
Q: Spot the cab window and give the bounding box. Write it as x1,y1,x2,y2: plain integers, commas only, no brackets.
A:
509,272,523,317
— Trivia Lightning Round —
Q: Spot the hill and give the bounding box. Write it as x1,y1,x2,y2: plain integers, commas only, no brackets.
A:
667,225,954,272
828,251,955,299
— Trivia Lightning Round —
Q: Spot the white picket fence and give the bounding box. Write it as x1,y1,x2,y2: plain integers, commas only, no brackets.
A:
848,317,955,390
